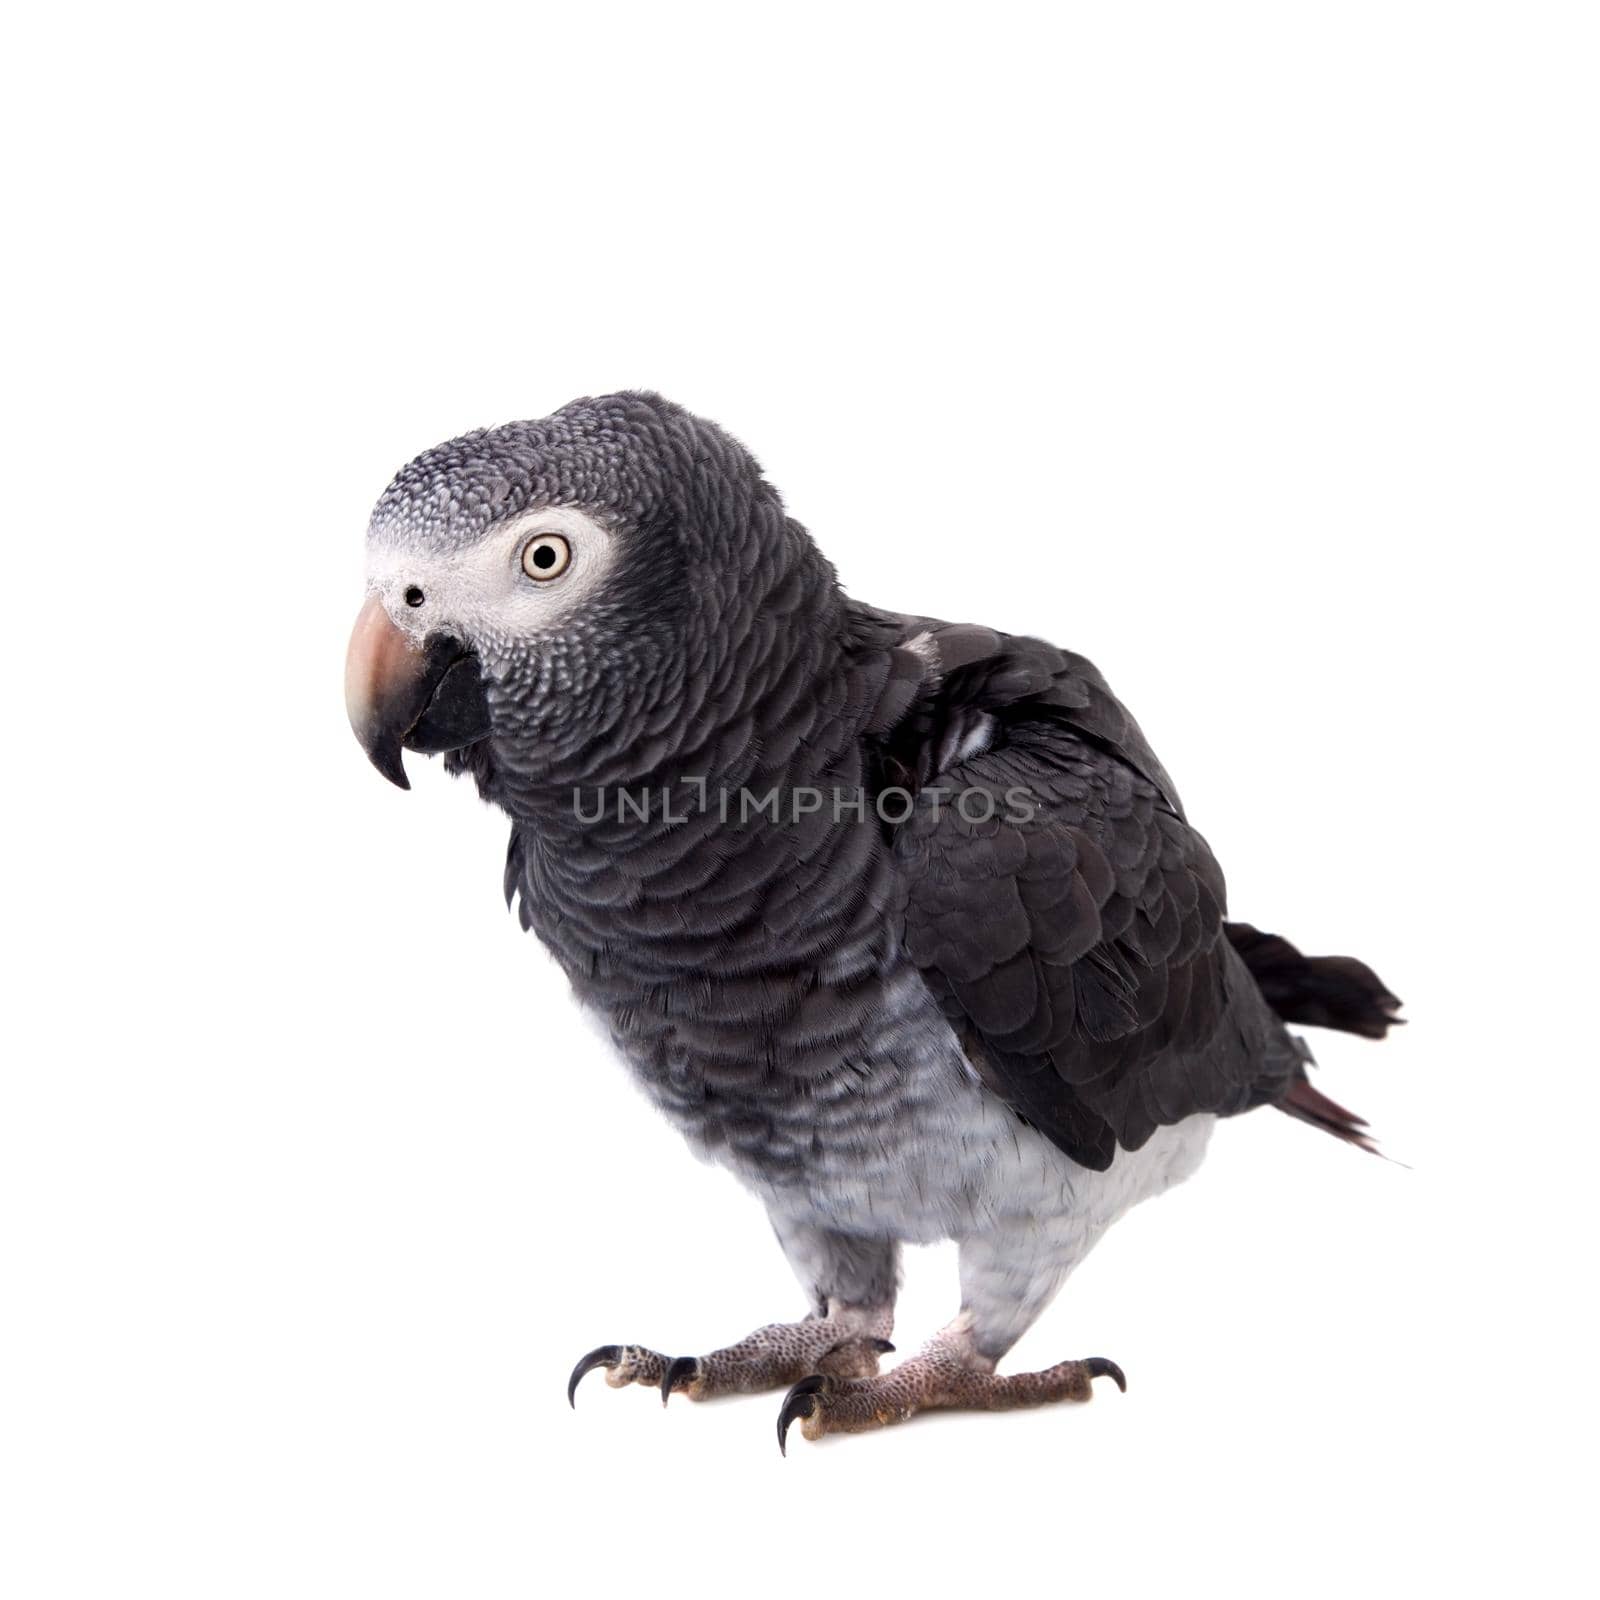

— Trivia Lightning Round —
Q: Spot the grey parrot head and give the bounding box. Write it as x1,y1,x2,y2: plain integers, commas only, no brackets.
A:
346,392,821,791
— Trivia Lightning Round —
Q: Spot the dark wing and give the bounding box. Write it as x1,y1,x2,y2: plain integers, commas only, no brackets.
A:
874,619,1299,1171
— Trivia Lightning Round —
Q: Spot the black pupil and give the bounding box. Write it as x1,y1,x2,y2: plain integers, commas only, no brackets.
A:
404,585,425,607
531,543,558,570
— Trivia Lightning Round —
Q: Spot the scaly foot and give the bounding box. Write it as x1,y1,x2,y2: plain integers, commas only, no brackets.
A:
568,1308,894,1406
776,1323,1124,1451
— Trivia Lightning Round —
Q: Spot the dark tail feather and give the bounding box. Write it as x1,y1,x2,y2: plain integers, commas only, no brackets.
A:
1226,922,1403,1040
1278,1078,1380,1156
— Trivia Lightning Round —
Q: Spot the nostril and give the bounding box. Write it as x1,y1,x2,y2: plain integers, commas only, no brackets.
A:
404,585,425,608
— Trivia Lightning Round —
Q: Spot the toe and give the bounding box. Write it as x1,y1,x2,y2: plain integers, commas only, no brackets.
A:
815,1334,896,1380
1083,1356,1127,1393
660,1355,701,1405
567,1344,622,1407
568,1343,671,1404
777,1374,830,1455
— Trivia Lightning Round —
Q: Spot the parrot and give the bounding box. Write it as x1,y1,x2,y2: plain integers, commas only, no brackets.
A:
344,391,1401,1451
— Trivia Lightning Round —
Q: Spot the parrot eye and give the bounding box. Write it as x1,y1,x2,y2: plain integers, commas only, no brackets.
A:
521,534,571,581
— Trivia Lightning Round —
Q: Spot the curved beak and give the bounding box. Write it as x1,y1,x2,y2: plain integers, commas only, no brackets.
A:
344,594,491,790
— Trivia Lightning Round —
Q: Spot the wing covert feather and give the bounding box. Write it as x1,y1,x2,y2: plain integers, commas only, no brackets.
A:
877,622,1290,1170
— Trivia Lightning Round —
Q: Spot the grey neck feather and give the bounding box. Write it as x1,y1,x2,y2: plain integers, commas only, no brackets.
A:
486,570,909,1010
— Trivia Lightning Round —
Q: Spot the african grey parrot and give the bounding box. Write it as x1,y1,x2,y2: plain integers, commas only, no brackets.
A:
345,392,1401,1450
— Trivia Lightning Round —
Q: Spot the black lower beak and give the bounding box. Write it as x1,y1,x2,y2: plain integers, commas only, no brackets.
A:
345,595,492,790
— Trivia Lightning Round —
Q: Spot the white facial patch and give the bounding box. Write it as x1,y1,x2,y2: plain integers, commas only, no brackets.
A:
364,505,619,653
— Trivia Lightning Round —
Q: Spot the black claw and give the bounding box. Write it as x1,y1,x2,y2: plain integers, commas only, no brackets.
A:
567,1344,622,1408
1084,1356,1127,1393
871,1338,895,1354
661,1355,699,1405
777,1374,828,1456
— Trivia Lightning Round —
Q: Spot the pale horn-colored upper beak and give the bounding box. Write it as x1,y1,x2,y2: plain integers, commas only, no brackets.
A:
345,594,490,789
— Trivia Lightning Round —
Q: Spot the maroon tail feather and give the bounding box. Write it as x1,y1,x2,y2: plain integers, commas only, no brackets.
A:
1277,1078,1381,1156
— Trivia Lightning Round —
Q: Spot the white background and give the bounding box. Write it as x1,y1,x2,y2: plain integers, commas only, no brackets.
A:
4,4,1595,1596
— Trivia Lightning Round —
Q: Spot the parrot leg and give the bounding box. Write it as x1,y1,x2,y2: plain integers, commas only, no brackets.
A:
568,1223,900,1407
777,1221,1123,1449
567,1305,895,1406
775,1315,1123,1450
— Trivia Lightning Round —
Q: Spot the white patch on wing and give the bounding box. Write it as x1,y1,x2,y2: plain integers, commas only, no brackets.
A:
953,713,996,764
934,710,997,775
